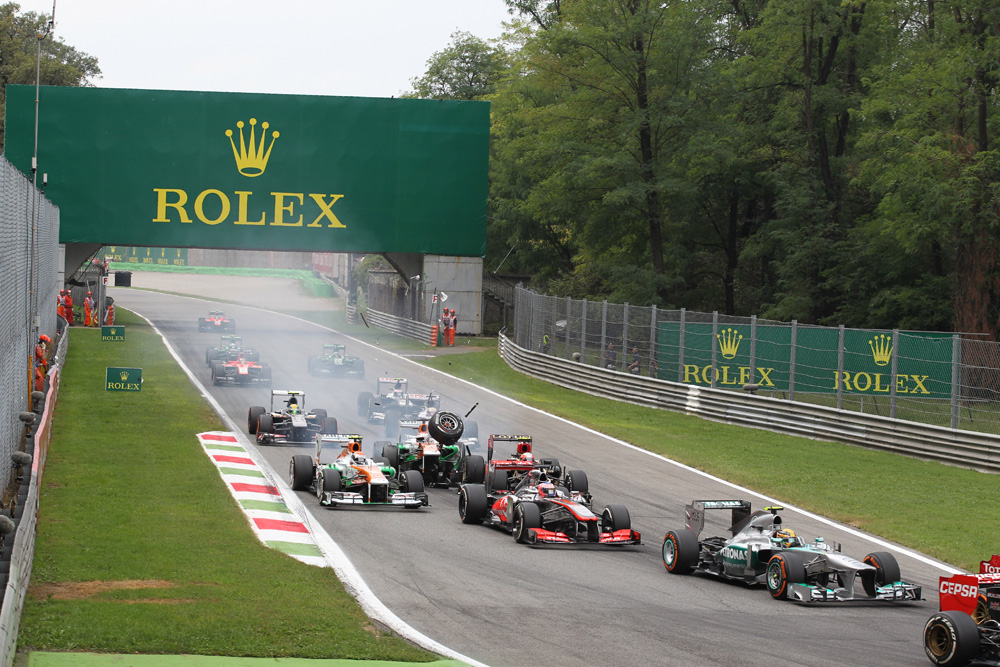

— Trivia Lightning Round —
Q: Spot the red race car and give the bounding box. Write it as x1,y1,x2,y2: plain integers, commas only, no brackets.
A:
923,554,1000,666
198,310,236,333
211,352,271,386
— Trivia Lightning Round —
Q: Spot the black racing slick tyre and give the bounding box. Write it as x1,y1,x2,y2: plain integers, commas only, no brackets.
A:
428,411,464,445
861,551,902,597
401,469,424,494
257,414,273,437
487,470,508,494
565,470,588,494
357,392,373,417
513,503,541,544
248,406,265,434
766,551,806,600
662,529,698,574
319,469,342,498
212,363,225,385
463,455,485,484
924,611,981,666
539,457,562,479
459,484,487,524
601,504,631,533
382,445,400,470
289,455,313,491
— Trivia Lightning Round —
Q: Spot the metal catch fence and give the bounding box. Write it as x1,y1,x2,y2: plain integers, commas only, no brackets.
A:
513,286,1000,436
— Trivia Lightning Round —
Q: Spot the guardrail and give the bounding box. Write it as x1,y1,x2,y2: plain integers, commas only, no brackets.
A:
365,308,435,346
498,333,1000,473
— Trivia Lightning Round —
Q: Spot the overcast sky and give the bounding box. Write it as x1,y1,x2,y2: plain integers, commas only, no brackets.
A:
17,0,514,98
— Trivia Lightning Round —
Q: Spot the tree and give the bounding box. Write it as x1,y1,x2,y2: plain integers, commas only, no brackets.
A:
0,2,101,150
405,31,508,101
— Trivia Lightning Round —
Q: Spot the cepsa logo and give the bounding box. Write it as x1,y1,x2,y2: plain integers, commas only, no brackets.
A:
939,580,979,599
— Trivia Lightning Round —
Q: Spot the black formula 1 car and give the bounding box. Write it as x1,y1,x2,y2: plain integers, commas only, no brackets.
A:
198,310,235,333
211,352,271,386
458,467,640,547
290,434,427,509
206,335,258,365
923,554,1000,666
374,411,469,488
307,343,364,378
356,377,440,438
662,500,923,603
248,390,336,444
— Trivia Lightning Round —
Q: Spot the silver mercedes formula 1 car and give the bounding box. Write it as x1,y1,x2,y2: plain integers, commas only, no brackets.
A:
662,500,923,603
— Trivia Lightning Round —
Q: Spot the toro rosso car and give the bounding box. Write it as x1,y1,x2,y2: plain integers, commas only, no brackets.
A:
211,352,271,386
289,434,427,509
458,468,640,546
308,343,365,378
662,500,922,603
198,310,235,333
206,335,258,365
923,555,1000,666
374,411,468,488
247,390,335,444
467,434,567,494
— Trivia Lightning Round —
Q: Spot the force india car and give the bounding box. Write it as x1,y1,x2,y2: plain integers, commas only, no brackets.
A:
467,434,569,495
197,310,235,333
373,411,469,488
307,343,365,378
247,390,335,444
211,352,271,386
458,466,640,546
923,554,1000,666
356,377,440,437
662,500,922,603
206,335,258,365
289,434,427,508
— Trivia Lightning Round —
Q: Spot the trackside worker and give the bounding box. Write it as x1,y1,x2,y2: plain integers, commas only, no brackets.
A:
34,334,50,392
63,290,74,326
56,290,66,320
84,291,95,327
444,308,456,346
105,301,115,325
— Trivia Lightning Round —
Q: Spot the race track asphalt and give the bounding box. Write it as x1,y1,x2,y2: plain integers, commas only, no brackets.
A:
107,279,950,667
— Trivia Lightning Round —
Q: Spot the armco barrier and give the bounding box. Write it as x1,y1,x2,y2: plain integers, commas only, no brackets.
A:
498,333,1000,473
364,308,434,345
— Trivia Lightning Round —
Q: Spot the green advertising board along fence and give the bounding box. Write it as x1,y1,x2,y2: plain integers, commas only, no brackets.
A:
656,321,954,399
101,326,125,342
4,85,488,257
106,367,142,392
104,246,188,267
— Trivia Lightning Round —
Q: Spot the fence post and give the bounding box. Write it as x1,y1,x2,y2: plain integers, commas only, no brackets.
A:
951,334,960,429
600,300,608,367
565,296,571,360
622,302,629,372
711,311,719,388
678,308,686,383
789,320,797,401
749,315,757,383
649,305,657,379
581,299,588,364
889,329,899,419
836,325,845,410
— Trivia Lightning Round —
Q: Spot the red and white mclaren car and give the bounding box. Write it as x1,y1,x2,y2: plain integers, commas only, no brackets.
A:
458,467,640,547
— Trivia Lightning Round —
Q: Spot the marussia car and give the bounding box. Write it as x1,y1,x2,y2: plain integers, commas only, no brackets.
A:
206,335,258,365
307,343,365,378
211,352,271,386
198,310,235,333
923,554,1000,666
374,411,470,488
458,467,640,547
356,377,440,437
662,500,923,603
289,434,427,509
248,390,335,444
469,434,569,494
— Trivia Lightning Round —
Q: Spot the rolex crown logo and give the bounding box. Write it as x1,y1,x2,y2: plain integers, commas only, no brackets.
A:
225,118,279,177
717,327,743,359
110,328,117,335
869,334,892,366
119,370,129,381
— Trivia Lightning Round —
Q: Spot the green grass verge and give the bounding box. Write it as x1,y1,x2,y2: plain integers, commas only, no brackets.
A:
418,349,999,573
19,309,435,662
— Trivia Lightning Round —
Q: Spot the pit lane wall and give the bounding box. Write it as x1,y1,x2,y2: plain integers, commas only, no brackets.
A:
498,333,1000,473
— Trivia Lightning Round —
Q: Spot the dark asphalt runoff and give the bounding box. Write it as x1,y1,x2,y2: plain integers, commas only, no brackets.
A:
109,284,950,667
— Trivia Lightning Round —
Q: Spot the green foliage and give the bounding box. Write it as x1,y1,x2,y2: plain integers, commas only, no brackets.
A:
404,31,509,100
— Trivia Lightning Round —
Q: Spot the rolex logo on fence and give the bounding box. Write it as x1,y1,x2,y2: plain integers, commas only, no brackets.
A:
226,118,279,177
717,328,743,359
869,334,892,366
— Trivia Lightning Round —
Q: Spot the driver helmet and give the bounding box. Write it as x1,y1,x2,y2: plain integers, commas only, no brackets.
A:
288,397,299,414
538,482,556,498
520,451,534,462
774,528,798,548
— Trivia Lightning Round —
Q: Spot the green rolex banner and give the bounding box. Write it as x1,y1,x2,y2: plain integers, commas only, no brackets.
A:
106,367,142,392
101,326,125,341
